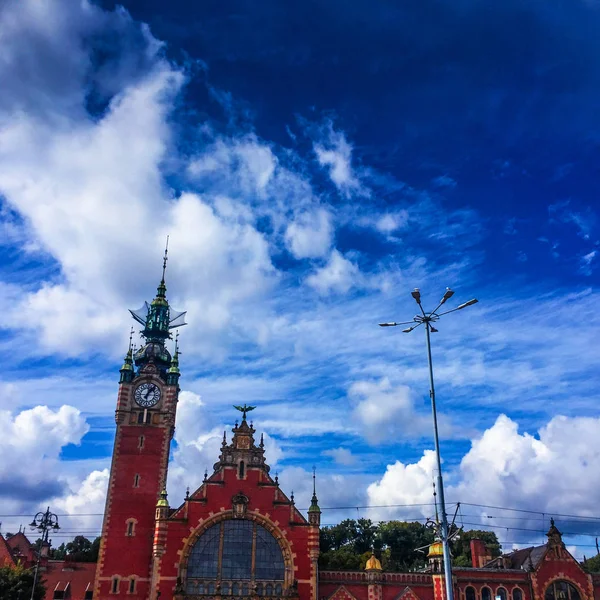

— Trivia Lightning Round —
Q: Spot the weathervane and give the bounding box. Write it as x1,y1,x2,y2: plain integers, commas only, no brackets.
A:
233,404,256,420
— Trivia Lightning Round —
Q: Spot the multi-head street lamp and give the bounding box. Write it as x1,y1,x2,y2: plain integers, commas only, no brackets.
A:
379,288,478,600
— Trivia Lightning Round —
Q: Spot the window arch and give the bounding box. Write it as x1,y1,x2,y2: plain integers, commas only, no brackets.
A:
466,587,476,600
482,587,492,600
545,581,581,600
497,588,508,600
513,589,523,600
186,519,285,595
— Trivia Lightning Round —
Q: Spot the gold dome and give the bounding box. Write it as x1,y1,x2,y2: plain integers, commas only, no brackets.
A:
428,541,443,557
365,553,382,571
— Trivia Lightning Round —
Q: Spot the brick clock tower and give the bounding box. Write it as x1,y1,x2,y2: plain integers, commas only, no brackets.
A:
94,249,187,599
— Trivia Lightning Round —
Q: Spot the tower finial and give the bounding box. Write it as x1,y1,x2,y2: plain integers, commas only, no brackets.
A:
128,327,134,352
162,235,169,283
309,465,321,521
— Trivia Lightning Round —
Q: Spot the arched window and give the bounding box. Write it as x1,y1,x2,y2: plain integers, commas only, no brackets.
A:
138,435,145,449
482,587,492,600
545,581,581,600
513,589,523,600
186,519,285,595
466,586,476,600
239,460,245,479
111,577,119,593
129,578,136,593
497,588,508,600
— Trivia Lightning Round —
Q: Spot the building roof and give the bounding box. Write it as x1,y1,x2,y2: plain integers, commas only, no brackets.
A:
0,534,17,567
485,544,547,570
5,531,36,564
41,560,97,600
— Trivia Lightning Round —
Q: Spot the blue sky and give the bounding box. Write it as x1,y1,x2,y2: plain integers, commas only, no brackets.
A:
0,0,599,556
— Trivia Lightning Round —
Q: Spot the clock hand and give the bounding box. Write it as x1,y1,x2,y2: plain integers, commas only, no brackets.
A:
144,389,151,400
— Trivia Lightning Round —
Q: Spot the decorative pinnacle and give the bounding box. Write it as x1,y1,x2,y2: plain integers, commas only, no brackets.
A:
290,490,294,503
274,472,279,486
222,431,227,446
185,487,190,500
156,488,169,508
234,404,256,420
204,469,208,482
260,433,264,448
309,466,320,513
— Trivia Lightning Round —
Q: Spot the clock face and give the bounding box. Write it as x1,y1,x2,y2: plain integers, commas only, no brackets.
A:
134,383,161,408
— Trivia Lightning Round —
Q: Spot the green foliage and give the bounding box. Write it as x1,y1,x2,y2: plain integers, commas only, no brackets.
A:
62,535,100,562
582,554,600,573
0,564,46,600
451,529,502,567
319,520,502,572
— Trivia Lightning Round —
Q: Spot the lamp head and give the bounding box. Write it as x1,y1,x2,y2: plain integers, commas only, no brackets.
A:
29,520,37,529
457,298,478,310
411,288,421,303
430,325,439,332
402,327,414,333
379,322,397,327
440,288,454,305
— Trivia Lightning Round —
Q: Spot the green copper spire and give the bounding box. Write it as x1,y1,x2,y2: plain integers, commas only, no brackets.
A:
119,328,135,383
167,332,181,385
129,239,187,377
156,488,169,508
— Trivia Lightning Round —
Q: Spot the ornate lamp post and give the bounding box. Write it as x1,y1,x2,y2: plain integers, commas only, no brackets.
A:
379,288,478,600
29,507,60,600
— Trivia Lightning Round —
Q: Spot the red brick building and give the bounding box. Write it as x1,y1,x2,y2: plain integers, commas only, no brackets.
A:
6,269,600,600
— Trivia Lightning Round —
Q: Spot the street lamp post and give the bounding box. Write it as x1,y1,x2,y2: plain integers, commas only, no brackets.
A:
379,288,478,600
29,507,60,600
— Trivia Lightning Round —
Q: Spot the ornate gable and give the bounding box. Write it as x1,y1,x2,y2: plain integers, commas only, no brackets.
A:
329,585,360,600
395,586,422,600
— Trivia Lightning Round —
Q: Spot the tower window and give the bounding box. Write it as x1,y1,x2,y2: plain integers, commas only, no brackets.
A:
126,520,135,537
111,577,119,594
137,412,144,424
129,578,136,593
138,435,145,449
133,474,140,488
239,461,245,479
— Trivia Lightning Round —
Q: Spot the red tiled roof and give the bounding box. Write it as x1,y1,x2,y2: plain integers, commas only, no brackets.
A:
41,560,97,600
0,534,17,567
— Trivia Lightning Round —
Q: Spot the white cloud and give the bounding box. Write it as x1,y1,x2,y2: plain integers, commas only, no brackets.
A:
367,413,600,538
306,250,361,295
314,127,364,198
349,378,436,444
323,447,357,466
0,404,89,503
284,208,333,259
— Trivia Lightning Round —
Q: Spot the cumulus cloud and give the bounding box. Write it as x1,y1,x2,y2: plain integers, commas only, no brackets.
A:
367,414,600,539
0,405,89,503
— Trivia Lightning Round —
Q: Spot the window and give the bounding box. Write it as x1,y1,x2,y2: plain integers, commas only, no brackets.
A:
186,519,285,595
545,581,581,600
239,460,245,479
513,590,523,600
138,435,145,449
133,474,140,488
126,520,135,537
129,578,136,594
482,587,492,600
496,588,508,600
53,592,65,599
85,591,94,600
112,578,120,594
466,587,476,600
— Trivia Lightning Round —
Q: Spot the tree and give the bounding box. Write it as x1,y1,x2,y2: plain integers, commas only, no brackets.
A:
61,535,101,562
0,564,46,600
451,529,502,567
377,521,435,572
582,554,600,573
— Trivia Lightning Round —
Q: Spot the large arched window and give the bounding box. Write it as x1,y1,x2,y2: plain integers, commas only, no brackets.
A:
545,581,581,600
186,519,285,595
482,587,492,600
465,586,476,600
